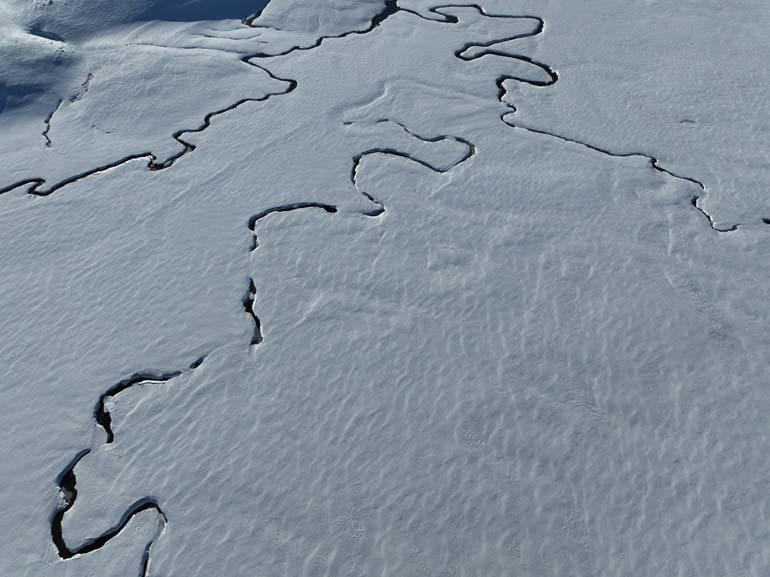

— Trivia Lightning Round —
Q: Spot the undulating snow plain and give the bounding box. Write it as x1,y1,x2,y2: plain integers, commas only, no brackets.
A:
1,0,769,575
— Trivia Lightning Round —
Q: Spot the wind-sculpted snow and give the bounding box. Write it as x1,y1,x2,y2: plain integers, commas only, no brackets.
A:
499,97,741,233
0,0,385,194
0,1,768,576
2,0,272,39
247,0,390,41
0,47,293,195
50,140,770,577
249,204,338,252
95,370,187,444
0,1,551,199
50,362,205,572
43,110,476,573
490,0,770,228
1,1,552,200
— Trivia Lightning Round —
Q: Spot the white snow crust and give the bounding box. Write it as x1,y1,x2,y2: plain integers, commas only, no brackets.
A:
0,1,768,576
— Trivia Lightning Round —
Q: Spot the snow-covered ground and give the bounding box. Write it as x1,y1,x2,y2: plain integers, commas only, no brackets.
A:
1,1,768,576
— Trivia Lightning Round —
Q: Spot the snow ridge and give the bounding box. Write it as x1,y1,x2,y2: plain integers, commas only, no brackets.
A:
41,99,62,148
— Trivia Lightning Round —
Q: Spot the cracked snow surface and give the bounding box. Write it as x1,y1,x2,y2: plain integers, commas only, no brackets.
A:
0,0,769,576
